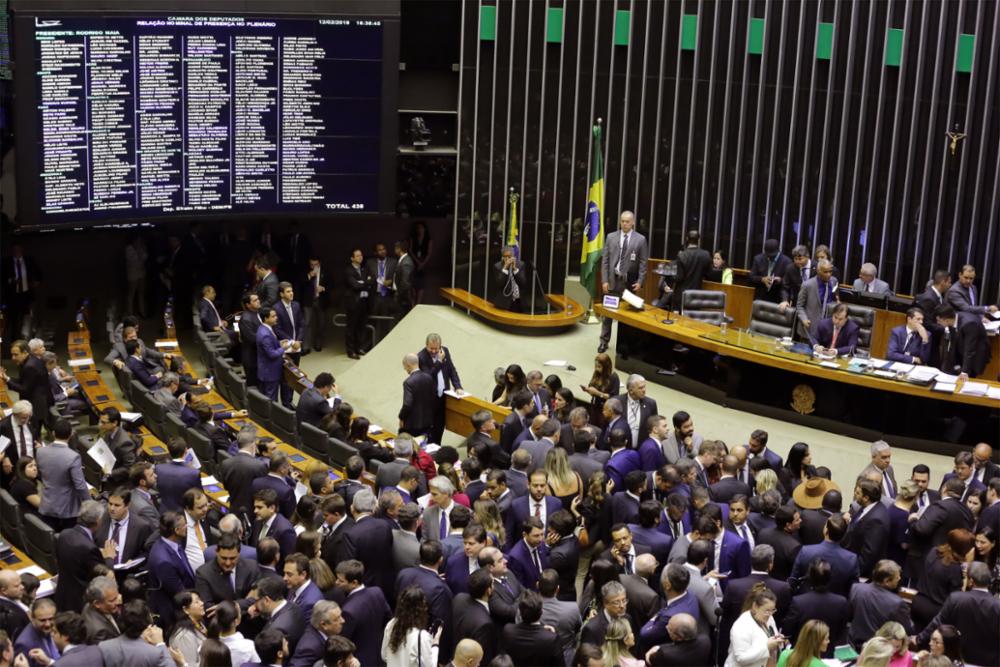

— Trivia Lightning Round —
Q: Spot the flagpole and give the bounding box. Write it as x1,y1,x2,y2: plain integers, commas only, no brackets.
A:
583,118,604,324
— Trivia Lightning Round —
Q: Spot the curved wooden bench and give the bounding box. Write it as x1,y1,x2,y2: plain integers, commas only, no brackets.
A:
440,287,586,330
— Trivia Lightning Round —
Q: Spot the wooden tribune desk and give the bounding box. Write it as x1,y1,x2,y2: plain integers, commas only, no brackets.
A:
597,303,999,451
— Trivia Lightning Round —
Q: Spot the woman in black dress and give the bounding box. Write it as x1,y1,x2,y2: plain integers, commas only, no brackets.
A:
582,353,619,427
347,416,394,466
10,456,42,515
911,528,974,629
778,442,816,494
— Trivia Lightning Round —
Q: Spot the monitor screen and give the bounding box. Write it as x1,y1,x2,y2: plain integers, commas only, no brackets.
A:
13,11,398,227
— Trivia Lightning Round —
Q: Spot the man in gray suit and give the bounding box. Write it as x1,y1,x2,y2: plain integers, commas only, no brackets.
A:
374,435,426,495
599,210,649,353
539,569,582,665
98,600,174,667
392,503,421,570
795,260,839,341
152,373,183,417
661,411,703,465
947,264,998,316
859,440,898,503
422,476,458,542
36,419,90,530
846,560,911,649
852,263,892,295
518,419,560,472
128,462,160,524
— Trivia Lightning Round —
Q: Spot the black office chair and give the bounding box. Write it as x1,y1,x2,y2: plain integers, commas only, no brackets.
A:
0,489,26,550
184,428,216,476
299,422,331,462
23,514,57,574
328,437,358,469
270,403,298,446
682,290,731,325
749,300,796,338
247,388,272,426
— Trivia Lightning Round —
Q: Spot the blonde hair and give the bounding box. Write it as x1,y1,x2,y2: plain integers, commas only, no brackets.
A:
874,621,907,656
473,498,505,547
857,637,894,667
544,448,575,491
755,468,779,495
600,617,634,667
896,479,919,502
786,620,829,667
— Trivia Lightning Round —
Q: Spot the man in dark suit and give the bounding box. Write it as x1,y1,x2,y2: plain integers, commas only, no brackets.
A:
540,572,584,664
255,576,305,652
598,210,649,353
334,559,392,667
506,471,563,547
54,501,114,613
886,307,933,364
283,553,324,622
914,269,950,317
256,306,291,402
319,494,353,570
219,430,269,523
398,353,436,438
670,230,712,311
146,512,197,627
910,464,940,513
290,600,343,667
779,245,816,309
153,438,201,513
477,547,523,626
907,477,974,585
2,246,41,350
787,515,858,596
616,374,658,446
972,443,1000,487
939,452,985,502
840,478,889,578
600,399,633,453
610,471,646,525
190,402,235,457
794,485,840,546
605,429,641,493
628,500,674,565
0,401,39,489
124,340,161,390
393,240,416,318
756,506,802,581
500,391,534,455
493,246,529,312
237,292,262,387
95,488,154,567
343,248,373,358
639,563,701,650
302,255,331,353
749,238,793,303
81,577,122,643
395,540,455,662
915,561,1000,667
710,455,753,504
645,613,712,667
254,259,280,308
194,533,262,608
465,409,509,470
847,560,911,649
250,488,297,562
96,406,138,470
781,559,850,657
51,611,106,667
934,305,992,377
2,340,52,431
444,525,489,595
365,242,398,321
0,571,29,641
544,511,580,603
251,453,297,518
273,282,305,405
14,598,59,667
295,372,337,430
197,285,236,348
811,303,860,356
507,518,548,591
454,568,499,663
338,489,395,593
418,334,464,444
499,590,563,666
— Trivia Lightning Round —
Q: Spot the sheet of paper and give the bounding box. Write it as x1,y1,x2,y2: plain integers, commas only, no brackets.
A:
19,565,47,577
889,361,914,373
218,495,229,504
868,358,889,368
936,373,960,383
201,475,219,486
294,482,309,501
35,578,56,598
983,320,1000,333
367,424,383,435
155,340,179,348
120,412,142,422
185,449,202,470
986,386,1000,400
443,389,465,399
873,370,897,379
0,435,10,455
932,382,956,393
543,360,568,367
113,557,145,570
819,361,839,369
909,367,939,382
67,358,94,367
959,382,988,396
87,438,116,474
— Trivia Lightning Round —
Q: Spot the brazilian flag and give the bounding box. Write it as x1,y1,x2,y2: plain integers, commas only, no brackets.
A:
580,124,605,298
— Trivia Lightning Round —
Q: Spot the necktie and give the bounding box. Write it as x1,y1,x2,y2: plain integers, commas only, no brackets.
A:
260,522,269,543
534,393,543,413
532,548,542,573
314,271,321,297
15,258,26,293
497,578,513,595
378,260,387,296
194,522,207,551
883,471,895,499
673,521,682,539
919,493,926,509
534,502,542,520
739,524,750,543
904,332,913,355
18,423,27,457
629,401,639,427
285,303,295,339
801,267,807,282
111,521,123,563
510,266,520,300
969,285,976,306
830,327,839,350
229,571,237,592
625,553,633,575
617,234,629,274
439,511,448,539
45,636,59,659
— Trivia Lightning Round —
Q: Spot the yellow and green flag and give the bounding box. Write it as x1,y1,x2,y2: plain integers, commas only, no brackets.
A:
506,190,520,259
580,124,605,297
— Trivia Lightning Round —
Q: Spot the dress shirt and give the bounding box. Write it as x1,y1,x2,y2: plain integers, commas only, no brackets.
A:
733,521,755,549
531,498,548,526
11,419,35,458
377,259,388,296
184,512,206,570
292,580,311,604
282,301,297,339
259,514,276,542
626,397,641,445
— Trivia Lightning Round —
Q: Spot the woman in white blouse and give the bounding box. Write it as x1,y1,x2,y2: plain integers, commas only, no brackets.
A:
381,586,443,667
726,585,787,667
209,600,259,667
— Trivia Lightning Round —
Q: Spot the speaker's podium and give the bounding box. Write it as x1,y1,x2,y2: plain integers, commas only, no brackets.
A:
440,277,586,333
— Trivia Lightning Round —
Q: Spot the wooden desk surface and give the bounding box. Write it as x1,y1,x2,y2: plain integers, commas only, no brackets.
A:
597,304,1000,408
444,394,510,441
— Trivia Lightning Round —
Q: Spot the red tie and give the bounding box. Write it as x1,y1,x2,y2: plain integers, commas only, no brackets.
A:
830,327,839,350
18,424,27,458
534,502,541,519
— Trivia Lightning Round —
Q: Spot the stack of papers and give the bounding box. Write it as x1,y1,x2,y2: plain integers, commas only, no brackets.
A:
984,320,1000,334
201,475,220,486
444,389,465,399
68,358,94,367
873,370,897,379
987,387,1000,400
819,361,840,369
909,367,940,382
932,381,957,393
155,340,179,348
120,412,142,422
889,361,915,373
959,382,988,396
367,424,383,435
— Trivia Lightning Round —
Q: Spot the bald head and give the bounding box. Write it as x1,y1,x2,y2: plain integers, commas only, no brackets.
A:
403,353,419,371
634,553,658,578
0,570,22,595
667,613,698,642
530,414,548,435
731,445,748,466
453,639,484,667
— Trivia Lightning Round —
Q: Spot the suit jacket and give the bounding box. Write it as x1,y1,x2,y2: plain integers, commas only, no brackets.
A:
320,515,353,569
710,477,753,504
500,412,529,454
444,549,478,595
7,356,53,428
545,536,580,602
671,246,713,310
14,623,60,667
126,355,159,389
540,597,581,665
95,512,154,565
757,528,802,581
488,575,524,626
395,566,454,661
505,468,530,498
841,501,890,578
238,310,262,371
339,515,395,592
628,524,673,565
505,496,562,548
795,276,839,339
251,474,297,518
153,461,201,513
788,540,859,596
492,260,530,311
852,277,892,295
343,263,373,307
417,346,462,393
392,529,421,572
288,580,323,622
249,512,297,561
639,591,701,651
263,601,305,652
147,538,196,626
605,448,642,492
365,255,397,295
939,316,991,377
194,557,261,606
193,420,233,457
749,251,794,303
103,427,138,469
599,416,633,452
82,604,120,643
615,394,659,445
568,452,605,487
289,626,327,667
341,586,392,667
54,526,111,613
946,281,989,315
610,492,642,526
393,254,415,302
600,230,649,291
791,508,827,547
915,285,946,317
399,369,436,434
255,324,286,383
198,297,225,331
580,610,635,646
274,299,305,343
256,271,280,308
782,591,849,655
219,452,268,521
886,324,934,364
660,431,703,464
97,636,172,667
908,496,974,583
813,317,860,355
847,582,911,648
35,442,89,519
467,429,510,470
500,622,563,667
916,589,1000,667
621,573,661,629
296,387,332,430
53,644,105,667
507,539,549,590
0,597,29,642
648,635,713,667
780,260,817,304
518,438,554,473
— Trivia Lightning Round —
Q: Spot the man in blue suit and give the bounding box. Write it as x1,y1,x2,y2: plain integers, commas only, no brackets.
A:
273,282,305,407
290,600,343,667
256,307,293,402
14,599,59,667
629,500,675,565
283,553,324,622
886,307,933,365
507,518,549,590
658,494,692,542
154,438,202,512
505,470,562,549
334,559,392,667
639,563,702,651
250,488,297,563
395,541,454,663
147,512,197,628
124,340,161,389
198,285,236,350
703,512,752,586
610,470,646,525
251,452,297,518
747,429,783,473
445,525,489,595
51,611,105,667
812,303,860,356
788,514,859,597
605,429,641,492
637,414,671,472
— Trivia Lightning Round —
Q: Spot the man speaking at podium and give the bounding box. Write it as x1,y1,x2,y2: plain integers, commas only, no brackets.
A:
494,245,529,312
598,210,648,353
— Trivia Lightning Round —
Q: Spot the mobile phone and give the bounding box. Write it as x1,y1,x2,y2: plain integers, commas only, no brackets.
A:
428,619,443,635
